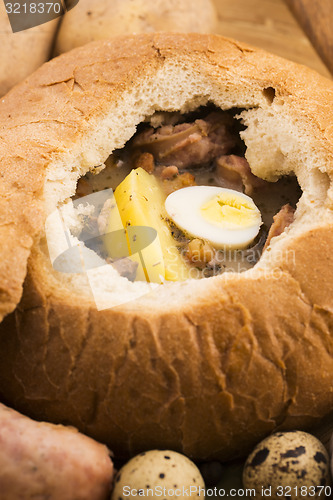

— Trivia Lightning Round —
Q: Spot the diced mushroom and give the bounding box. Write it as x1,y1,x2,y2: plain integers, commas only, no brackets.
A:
160,165,179,179
134,152,155,173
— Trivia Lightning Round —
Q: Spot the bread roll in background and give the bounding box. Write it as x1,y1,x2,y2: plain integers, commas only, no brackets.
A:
54,0,217,55
0,2,59,97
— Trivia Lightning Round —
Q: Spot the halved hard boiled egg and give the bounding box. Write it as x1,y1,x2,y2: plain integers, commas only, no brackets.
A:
165,186,262,249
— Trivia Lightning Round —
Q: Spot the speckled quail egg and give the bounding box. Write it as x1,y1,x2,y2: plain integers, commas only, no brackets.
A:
243,431,331,499
111,450,205,500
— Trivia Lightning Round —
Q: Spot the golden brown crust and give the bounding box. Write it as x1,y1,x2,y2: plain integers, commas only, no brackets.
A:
0,32,332,321
1,228,333,460
0,33,333,460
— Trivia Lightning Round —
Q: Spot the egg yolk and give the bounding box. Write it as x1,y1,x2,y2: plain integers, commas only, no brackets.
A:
200,192,261,229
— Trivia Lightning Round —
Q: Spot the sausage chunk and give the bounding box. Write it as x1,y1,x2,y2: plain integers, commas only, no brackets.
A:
131,111,239,169
0,403,113,500
216,155,267,195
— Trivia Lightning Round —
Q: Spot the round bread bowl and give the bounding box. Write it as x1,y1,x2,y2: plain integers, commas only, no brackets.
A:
0,33,332,461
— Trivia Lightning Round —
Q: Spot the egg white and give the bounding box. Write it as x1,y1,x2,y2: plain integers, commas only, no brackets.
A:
165,186,262,249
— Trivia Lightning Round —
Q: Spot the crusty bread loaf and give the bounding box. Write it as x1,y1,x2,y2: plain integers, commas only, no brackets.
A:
0,33,332,461
54,0,217,55
0,2,59,97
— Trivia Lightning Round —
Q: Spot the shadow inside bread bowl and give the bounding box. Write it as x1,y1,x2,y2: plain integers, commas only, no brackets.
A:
0,33,332,462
